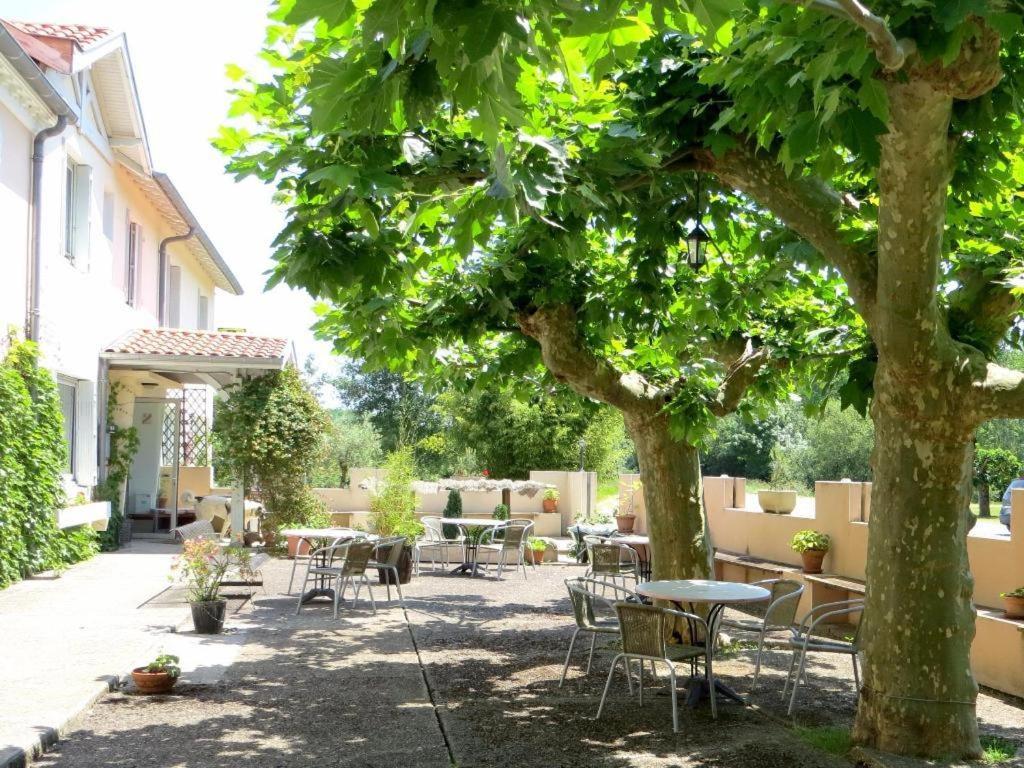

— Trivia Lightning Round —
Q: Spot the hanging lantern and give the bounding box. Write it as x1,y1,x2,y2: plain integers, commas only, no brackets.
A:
684,174,713,271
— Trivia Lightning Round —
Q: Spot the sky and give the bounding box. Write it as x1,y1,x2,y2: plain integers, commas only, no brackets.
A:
1,0,336,370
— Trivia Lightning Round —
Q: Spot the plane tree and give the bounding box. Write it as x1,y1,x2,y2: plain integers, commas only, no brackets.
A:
221,0,1024,757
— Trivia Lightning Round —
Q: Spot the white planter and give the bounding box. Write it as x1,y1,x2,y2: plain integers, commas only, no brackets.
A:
56,501,111,530
757,490,797,515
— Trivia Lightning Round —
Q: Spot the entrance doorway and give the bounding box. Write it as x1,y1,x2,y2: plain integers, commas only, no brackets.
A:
126,398,183,536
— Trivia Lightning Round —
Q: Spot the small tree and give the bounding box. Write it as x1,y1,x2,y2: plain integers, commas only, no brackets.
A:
441,488,463,540
213,367,329,539
973,448,1021,518
368,447,422,541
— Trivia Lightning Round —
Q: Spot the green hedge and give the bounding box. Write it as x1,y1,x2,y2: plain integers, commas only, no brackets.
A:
0,337,97,589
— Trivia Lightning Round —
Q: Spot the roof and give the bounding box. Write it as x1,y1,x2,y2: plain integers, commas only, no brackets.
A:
104,328,290,362
2,21,113,49
0,23,76,122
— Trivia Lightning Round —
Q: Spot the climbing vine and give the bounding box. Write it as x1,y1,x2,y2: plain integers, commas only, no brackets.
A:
0,336,96,589
97,381,139,551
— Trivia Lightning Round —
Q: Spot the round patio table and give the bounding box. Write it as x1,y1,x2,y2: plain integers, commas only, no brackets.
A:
439,518,507,577
602,534,651,581
280,527,368,604
636,579,770,709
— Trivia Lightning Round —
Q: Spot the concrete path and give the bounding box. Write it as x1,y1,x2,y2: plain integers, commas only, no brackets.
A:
0,541,250,767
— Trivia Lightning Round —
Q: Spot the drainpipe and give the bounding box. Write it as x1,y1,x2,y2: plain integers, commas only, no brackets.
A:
27,114,68,341
158,227,194,325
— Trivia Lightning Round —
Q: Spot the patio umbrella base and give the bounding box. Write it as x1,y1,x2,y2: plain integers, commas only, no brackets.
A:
677,676,748,708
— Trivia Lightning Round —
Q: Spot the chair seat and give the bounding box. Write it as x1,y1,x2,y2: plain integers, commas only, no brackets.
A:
309,566,344,576
664,644,706,662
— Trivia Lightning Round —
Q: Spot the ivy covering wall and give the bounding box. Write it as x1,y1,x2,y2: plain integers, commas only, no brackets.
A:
0,337,97,589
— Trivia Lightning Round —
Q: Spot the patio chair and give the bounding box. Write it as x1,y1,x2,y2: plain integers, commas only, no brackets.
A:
586,540,640,591
287,534,347,596
294,539,377,619
479,520,533,580
560,577,641,687
416,516,463,572
783,599,864,715
719,578,804,686
368,536,407,607
597,602,716,732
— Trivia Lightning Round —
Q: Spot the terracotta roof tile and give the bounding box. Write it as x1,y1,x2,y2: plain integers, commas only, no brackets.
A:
104,328,289,361
5,20,113,48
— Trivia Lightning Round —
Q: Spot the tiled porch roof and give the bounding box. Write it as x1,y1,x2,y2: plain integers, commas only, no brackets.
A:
104,328,290,362
3,20,113,49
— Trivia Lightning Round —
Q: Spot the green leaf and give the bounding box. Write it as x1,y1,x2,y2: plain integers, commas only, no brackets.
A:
857,78,889,124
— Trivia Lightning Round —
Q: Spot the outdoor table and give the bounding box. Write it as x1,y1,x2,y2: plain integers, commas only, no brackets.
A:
280,527,368,604
636,579,770,708
439,518,507,577
603,534,652,581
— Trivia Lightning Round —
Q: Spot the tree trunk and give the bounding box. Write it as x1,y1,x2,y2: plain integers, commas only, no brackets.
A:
625,408,710,581
977,482,990,518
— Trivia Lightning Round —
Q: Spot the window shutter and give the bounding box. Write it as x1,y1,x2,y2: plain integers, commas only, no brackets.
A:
72,164,92,269
168,266,182,327
74,379,97,486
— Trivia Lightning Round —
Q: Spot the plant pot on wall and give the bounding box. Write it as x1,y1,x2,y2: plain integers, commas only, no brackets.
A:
800,549,826,574
190,599,227,634
758,490,797,514
131,667,177,695
1004,595,1024,620
615,514,636,534
542,499,558,513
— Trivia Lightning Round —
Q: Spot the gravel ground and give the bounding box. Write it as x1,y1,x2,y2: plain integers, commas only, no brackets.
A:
34,558,1024,768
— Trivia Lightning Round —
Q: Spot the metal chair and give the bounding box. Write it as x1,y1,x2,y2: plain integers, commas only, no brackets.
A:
597,602,716,732
368,536,406,606
416,516,463,572
586,540,640,590
560,577,639,687
479,520,533,579
288,534,352,595
294,539,377,619
784,599,864,715
719,578,804,686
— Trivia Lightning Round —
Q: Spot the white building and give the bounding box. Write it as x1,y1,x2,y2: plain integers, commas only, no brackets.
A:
0,20,289,539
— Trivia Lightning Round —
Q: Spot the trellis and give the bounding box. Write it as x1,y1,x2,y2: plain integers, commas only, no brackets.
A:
161,386,210,466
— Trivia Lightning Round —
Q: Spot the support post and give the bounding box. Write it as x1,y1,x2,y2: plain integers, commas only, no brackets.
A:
231,470,246,546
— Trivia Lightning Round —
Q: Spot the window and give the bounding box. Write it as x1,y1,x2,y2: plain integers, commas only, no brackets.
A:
125,221,141,305
63,160,91,265
168,266,181,327
197,293,209,330
102,191,114,241
57,379,77,475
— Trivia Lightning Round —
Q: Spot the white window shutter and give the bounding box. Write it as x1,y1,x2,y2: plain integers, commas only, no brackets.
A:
74,379,97,486
72,165,92,269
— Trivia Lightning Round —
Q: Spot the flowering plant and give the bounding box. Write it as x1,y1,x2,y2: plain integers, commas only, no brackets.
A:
172,539,250,603
482,469,490,477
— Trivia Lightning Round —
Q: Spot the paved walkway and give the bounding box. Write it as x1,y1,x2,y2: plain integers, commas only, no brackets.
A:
0,541,252,767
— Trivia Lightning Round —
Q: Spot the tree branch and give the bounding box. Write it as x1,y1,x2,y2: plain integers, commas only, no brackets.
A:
709,341,772,417
973,363,1024,421
779,0,910,71
947,268,1019,354
702,142,878,324
516,304,655,412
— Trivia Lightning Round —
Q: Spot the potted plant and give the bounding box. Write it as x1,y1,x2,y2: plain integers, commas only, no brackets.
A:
131,653,181,695
758,447,799,514
173,539,249,634
1002,587,1024,619
525,537,548,565
791,529,831,573
492,503,510,520
542,488,560,513
615,480,642,533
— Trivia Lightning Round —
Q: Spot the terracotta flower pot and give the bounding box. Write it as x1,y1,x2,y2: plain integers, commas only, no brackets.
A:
190,599,227,634
615,514,636,534
542,499,558,513
1004,595,1024,619
526,547,546,565
758,490,797,514
287,536,311,557
131,668,177,695
800,549,827,574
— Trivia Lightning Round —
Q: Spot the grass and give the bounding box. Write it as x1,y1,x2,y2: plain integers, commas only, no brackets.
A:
596,479,619,502
981,735,1017,764
794,726,852,757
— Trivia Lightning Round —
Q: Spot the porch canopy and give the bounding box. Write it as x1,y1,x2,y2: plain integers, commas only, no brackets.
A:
102,328,293,541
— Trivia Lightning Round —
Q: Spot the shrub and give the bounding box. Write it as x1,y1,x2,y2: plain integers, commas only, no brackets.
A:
791,530,831,553
492,503,510,520
1001,586,1024,599
144,653,181,679
172,539,251,603
543,488,560,501
369,448,423,543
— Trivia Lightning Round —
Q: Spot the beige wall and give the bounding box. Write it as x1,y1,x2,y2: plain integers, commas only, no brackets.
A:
685,474,1024,699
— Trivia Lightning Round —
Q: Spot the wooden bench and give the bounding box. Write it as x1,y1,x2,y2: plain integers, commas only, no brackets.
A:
171,520,270,591
714,550,801,580
803,574,865,624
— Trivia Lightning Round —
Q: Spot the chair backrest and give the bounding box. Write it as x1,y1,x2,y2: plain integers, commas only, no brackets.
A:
589,542,631,575
172,519,218,542
340,539,376,576
565,578,599,629
764,579,804,628
614,602,667,659
421,516,444,538
500,520,532,549
374,536,406,567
